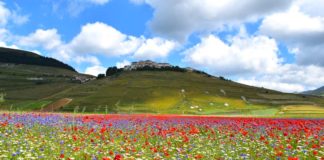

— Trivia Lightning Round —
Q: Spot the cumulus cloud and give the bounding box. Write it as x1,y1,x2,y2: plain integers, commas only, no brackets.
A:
13,22,176,67
132,0,293,41
84,65,106,76
116,60,131,69
260,1,324,67
183,33,280,75
134,37,177,60
12,22,177,75
18,29,62,50
238,64,324,93
260,7,324,45
61,22,176,61
69,22,142,56
183,30,324,92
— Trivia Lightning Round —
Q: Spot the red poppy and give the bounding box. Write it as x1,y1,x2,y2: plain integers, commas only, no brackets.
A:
195,154,203,159
313,150,318,156
114,154,122,160
60,154,64,158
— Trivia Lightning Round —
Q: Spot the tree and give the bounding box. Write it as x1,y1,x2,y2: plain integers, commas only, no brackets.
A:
97,74,105,79
106,67,123,76
106,67,118,76
219,76,226,81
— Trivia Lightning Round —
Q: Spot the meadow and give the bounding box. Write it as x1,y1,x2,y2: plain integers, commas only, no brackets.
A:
0,113,323,159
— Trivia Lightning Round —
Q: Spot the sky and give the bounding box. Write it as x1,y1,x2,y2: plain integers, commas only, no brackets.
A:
0,0,324,93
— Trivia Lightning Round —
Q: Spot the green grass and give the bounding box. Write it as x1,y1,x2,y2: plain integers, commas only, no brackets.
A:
0,100,52,111
275,105,324,118
51,71,324,117
0,63,92,110
1,64,324,117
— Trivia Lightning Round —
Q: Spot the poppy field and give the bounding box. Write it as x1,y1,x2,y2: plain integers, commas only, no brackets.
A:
0,113,323,159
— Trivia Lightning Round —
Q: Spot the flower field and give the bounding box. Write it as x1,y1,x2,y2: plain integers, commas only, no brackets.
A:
0,113,323,159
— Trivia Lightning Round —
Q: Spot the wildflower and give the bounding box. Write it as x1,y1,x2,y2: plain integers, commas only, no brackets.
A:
114,154,122,160
60,154,64,158
195,154,203,159
313,150,318,156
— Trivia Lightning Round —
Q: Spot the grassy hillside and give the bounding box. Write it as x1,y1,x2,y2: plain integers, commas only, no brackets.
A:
0,63,93,111
0,47,94,110
41,71,324,116
0,51,323,117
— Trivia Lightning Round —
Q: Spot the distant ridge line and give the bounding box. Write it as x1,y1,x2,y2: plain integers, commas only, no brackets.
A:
0,47,76,72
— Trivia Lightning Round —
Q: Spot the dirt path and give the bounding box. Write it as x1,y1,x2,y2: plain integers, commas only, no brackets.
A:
41,98,72,112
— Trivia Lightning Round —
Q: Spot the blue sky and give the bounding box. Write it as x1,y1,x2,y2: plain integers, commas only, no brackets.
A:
1,0,324,92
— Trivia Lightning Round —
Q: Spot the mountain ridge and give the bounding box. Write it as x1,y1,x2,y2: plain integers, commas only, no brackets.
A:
302,86,324,96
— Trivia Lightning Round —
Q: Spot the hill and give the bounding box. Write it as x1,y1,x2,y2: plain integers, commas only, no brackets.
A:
0,54,323,117
0,47,76,72
0,47,94,111
302,86,324,96
45,61,323,117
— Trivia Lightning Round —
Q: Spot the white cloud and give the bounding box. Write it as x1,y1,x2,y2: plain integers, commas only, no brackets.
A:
259,1,324,67
18,29,62,50
0,28,9,41
296,0,324,17
238,78,306,93
87,0,110,5
53,0,110,17
183,30,324,93
134,37,177,60
0,41,19,49
134,0,293,41
0,2,11,26
31,50,42,55
51,45,73,62
12,22,176,69
69,22,142,56
84,65,106,76
238,64,324,93
10,22,176,77
129,0,145,5
0,2,28,26
10,11,29,25
116,60,131,69
260,7,324,42
0,29,17,49
75,56,101,65
65,22,176,60
183,33,280,75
